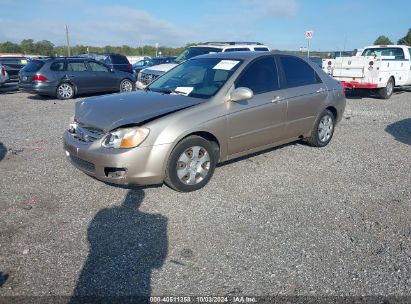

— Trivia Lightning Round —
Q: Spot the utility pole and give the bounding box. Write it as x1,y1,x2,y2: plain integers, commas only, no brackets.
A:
65,25,71,56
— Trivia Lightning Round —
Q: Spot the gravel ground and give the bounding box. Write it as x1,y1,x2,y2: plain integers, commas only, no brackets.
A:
0,84,410,300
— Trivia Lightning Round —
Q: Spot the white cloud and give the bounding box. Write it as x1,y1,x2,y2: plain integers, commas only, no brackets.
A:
0,5,192,47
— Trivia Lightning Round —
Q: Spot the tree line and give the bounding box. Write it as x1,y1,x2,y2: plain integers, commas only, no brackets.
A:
0,39,198,57
374,28,411,46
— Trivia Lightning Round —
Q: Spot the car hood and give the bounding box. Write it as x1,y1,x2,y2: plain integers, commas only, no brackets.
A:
75,91,205,132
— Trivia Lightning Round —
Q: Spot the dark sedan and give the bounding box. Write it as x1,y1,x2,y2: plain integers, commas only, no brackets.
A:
132,56,176,76
19,57,136,99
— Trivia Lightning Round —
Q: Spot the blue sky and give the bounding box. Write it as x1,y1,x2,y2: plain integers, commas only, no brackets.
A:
0,0,409,51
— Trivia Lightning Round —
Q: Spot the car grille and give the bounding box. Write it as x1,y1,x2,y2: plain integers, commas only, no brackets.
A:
69,155,95,173
140,72,160,86
72,124,105,143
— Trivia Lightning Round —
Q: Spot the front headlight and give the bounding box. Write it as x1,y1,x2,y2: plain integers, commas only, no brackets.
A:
103,127,149,149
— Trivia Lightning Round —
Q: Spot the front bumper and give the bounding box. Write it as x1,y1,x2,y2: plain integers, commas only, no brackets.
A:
63,130,172,185
19,82,57,95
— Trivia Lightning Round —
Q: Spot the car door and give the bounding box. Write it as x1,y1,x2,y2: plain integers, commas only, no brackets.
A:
66,60,95,93
226,56,288,155
277,55,328,139
88,60,119,92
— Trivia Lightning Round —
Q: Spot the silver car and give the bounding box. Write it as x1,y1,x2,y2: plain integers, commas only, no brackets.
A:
64,52,345,192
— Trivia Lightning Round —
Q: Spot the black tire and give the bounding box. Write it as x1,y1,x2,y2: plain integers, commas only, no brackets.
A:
305,109,335,147
119,79,134,92
378,77,394,99
56,82,74,100
165,136,217,192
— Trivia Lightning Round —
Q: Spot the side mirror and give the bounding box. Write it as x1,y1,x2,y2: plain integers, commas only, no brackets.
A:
230,87,254,102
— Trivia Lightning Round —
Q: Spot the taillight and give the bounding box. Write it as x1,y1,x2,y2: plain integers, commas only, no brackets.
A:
127,64,132,70
369,61,374,66
328,61,332,65
33,74,47,81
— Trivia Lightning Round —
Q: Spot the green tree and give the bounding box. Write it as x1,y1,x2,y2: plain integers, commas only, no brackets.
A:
34,40,55,56
374,35,393,45
397,28,411,46
0,41,21,53
20,39,35,54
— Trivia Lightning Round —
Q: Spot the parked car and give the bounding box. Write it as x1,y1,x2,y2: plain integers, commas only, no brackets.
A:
19,57,136,99
64,52,345,192
133,56,176,76
79,53,133,74
0,56,28,81
0,64,9,86
136,42,270,89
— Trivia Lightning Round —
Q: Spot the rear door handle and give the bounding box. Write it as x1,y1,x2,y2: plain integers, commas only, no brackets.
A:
316,88,326,93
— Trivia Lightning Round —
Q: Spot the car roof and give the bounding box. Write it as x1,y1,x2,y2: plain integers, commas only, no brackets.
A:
193,51,271,60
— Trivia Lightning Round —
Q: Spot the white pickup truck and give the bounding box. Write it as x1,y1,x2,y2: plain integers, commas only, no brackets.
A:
332,45,411,99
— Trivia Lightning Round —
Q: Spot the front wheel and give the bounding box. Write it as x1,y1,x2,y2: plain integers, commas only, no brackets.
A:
378,77,394,99
165,136,217,192
56,83,74,100
305,109,335,147
119,79,134,92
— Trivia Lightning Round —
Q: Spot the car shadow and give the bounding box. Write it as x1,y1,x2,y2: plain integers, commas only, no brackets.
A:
217,141,300,168
345,88,409,100
385,118,411,145
70,189,168,303
0,142,7,162
27,91,126,101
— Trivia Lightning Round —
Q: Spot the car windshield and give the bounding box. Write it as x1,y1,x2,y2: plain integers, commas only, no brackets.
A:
148,57,242,99
174,47,222,64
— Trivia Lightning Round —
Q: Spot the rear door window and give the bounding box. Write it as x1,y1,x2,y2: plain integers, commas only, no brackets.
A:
67,61,88,72
279,56,321,88
50,61,66,71
254,47,270,51
224,48,250,52
89,61,110,72
235,56,279,94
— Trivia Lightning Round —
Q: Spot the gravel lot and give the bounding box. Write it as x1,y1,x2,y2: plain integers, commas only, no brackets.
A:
0,84,410,300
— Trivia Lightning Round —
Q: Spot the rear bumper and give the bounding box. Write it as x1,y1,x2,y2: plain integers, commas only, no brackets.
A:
340,81,378,90
18,82,57,95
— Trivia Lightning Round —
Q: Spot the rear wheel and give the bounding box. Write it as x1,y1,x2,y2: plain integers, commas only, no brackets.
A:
379,77,394,99
56,83,74,100
165,136,217,192
305,109,335,147
120,79,134,92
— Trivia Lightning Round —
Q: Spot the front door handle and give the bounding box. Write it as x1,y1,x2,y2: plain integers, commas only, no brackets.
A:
316,88,326,93
271,96,281,103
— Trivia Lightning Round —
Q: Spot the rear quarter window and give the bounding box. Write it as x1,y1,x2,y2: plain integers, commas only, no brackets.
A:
22,60,44,72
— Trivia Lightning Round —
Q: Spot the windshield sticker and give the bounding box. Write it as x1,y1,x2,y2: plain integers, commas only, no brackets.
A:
174,87,194,96
213,60,240,71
